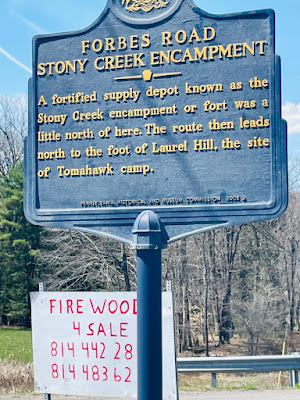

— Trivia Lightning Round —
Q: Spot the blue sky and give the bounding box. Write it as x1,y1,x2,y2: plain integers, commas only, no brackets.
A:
0,0,299,158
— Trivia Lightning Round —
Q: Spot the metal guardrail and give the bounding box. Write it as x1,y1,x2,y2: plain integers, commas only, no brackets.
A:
177,355,300,387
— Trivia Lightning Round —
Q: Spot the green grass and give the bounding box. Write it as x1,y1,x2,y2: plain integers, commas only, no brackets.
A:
218,383,257,391
0,329,33,363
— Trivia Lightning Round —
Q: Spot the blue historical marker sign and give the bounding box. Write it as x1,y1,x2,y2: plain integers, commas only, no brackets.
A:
25,0,288,244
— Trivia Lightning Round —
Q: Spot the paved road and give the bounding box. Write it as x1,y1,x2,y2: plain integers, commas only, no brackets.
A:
1,391,300,400
179,389,300,399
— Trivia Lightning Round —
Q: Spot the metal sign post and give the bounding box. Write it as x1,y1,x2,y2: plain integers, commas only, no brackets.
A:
132,211,167,400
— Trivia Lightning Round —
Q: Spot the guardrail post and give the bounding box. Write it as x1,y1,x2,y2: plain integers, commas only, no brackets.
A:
210,354,217,388
291,352,300,387
211,372,217,388
291,370,299,387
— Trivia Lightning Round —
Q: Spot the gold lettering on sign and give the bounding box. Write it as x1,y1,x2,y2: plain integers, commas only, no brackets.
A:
121,0,169,13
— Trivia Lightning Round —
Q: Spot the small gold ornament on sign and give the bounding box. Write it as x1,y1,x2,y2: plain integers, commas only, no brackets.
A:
121,0,169,13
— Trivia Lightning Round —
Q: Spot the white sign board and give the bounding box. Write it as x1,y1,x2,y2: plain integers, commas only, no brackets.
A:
30,292,177,399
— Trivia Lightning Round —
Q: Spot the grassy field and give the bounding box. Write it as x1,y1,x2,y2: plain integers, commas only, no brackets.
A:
0,328,33,392
0,328,32,363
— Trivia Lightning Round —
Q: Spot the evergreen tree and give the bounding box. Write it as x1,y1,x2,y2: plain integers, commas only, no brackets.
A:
0,163,43,327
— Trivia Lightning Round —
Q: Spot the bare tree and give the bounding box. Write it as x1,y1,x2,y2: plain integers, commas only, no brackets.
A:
189,231,216,355
40,229,136,292
163,240,194,353
0,95,27,176
232,284,285,355
288,160,300,192
253,193,300,332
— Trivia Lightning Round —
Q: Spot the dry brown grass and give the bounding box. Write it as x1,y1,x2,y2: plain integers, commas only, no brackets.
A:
0,360,33,393
178,371,292,391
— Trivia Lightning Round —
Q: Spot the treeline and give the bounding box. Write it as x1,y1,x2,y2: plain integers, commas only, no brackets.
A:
0,96,299,356
165,194,300,355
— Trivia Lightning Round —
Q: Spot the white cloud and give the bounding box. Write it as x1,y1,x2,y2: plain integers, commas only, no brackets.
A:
0,47,32,74
282,101,300,135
